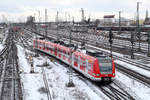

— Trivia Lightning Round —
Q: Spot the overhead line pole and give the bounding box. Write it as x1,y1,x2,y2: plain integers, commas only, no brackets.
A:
56,11,59,41
66,17,75,87
45,9,47,40
136,2,141,52
44,9,48,66
118,11,121,34
38,10,41,34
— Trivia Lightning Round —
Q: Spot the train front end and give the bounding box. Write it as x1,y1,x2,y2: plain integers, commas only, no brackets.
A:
98,56,115,81
87,50,115,81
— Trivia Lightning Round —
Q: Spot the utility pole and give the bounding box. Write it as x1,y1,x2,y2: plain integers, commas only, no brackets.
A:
38,10,41,34
136,2,141,52
131,31,135,59
66,20,75,87
56,11,59,41
34,13,37,36
118,11,121,34
81,8,84,22
45,9,47,40
109,29,113,57
44,9,48,66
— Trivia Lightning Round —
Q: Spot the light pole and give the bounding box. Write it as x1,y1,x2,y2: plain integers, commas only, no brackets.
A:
136,2,142,52
118,11,122,34
56,11,59,41
43,9,49,66
109,29,113,58
45,9,47,40
66,20,75,87
38,10,41,34
131,31,135,59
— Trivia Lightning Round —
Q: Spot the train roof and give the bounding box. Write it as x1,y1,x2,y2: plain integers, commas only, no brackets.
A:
35,39,98,63
74,51,97,62
57,44,71,52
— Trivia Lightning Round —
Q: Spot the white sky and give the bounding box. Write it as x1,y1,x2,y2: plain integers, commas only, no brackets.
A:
0,0,150,22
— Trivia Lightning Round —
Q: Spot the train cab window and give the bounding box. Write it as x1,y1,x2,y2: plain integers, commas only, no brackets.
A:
98,58,112,74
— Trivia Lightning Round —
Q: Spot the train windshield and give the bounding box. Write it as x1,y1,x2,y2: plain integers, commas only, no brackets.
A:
98,57,112,74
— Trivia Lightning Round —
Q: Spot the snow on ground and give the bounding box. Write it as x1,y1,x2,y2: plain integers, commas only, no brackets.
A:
115,60,150,78
0,43,3,51
116,70,150,100
17,45,108,100
42,59,105,100
17,45,47,100
17,37,150,100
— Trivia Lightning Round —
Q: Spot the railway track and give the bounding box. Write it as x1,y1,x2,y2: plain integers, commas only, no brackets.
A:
39,51,138,100
116,64,150,88
41,67,53,100
23,28,150,67
23,28,150,70
0,30,23,100
22,27,150,98
77,71,138,100
99,81,135,100
19,30,142,100
88,45,150,71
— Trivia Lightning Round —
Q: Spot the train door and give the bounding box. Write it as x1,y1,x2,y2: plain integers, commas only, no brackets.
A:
46,43,49,52
80,57,86,72
78,56,80,68
85,60,88,73
43,42,45,51
58,48,61,58
73,54,78,67
87,61,93,74
33,40,35,48
54,47,57,56
39,42,42,50
35,40,38,48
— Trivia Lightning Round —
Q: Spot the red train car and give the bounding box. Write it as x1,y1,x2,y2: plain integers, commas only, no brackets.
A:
33,39,115,81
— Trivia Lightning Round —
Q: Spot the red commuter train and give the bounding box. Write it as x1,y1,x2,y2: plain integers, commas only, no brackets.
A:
33,39,115,81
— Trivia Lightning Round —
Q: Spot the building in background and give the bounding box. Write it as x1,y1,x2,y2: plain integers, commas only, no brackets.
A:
143,10,150,26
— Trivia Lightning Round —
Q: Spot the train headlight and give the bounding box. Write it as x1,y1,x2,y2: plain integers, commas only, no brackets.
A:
113,73,115,76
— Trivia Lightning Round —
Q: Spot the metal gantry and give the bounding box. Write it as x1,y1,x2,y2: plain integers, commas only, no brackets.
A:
67,22,75,87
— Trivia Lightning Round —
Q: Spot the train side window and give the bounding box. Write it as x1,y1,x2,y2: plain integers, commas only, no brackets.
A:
35,40,37,47
74,54,78,62
88,62,92,70
80,57,86,67
36,41,38,47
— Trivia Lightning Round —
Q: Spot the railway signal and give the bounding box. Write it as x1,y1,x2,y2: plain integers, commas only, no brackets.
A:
109,29,113,57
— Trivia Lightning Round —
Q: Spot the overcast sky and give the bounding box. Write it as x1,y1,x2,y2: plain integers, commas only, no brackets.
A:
0,0,150,22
